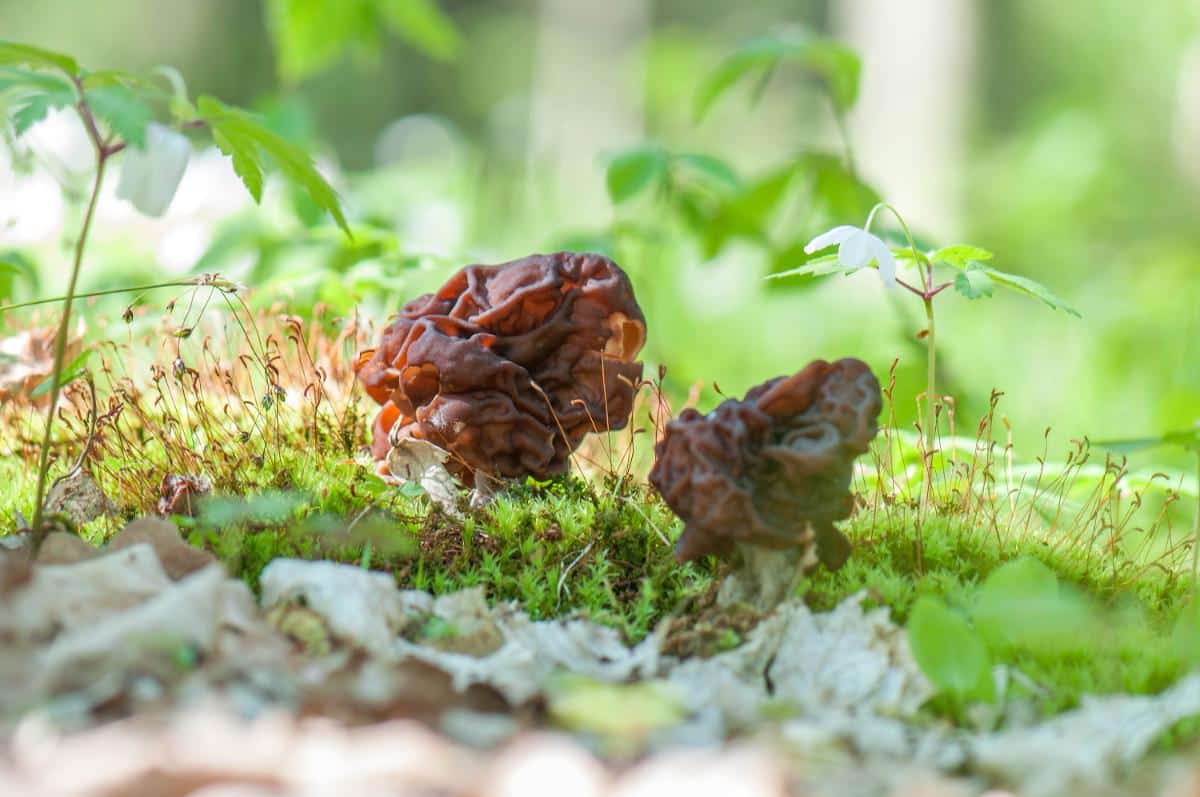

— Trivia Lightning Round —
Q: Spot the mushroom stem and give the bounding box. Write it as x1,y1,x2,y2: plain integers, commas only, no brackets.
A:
716,543,812,610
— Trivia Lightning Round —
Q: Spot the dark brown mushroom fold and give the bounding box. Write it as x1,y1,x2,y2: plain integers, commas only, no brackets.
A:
356,252,647,482
649,358,882,567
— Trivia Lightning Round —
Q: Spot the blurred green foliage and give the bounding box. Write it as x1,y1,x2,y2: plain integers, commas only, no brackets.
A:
0,0,1197,474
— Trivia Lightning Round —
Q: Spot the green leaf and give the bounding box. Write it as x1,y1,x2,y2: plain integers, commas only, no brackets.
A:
971,558,1100,657
1172,601,1200,665
695,165,798,257
29,349,92,398
982,267,1081,318
606,146,669,203
81,70,162,93
930,244,994,268
1099,428,1200,454
0,67,75,94
695,32,861,120
0,41,79,76
211,128,264,203
802,152,880,221
972,558,1057,649
765,254,849,281
379,0,461,62
953,264,995,300
907,596,994,704
198,95,349,235
9,85,75,135
672,153,741,191
0,250,40,301
85,85,153,148
265,0,458,83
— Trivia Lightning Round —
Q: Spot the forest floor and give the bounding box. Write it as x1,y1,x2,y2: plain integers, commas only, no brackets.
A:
2,313,1200,797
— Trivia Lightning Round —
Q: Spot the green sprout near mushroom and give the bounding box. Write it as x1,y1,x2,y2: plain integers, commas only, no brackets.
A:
0,40,349,548
770,203,1080,506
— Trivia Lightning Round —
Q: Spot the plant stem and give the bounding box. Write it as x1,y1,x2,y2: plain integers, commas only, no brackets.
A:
0,280,201,313
922,294,937,504
28,147,108,546
831,103,857,176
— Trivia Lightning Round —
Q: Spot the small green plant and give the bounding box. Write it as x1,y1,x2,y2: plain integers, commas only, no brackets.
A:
694,29,862,173
772,203,1079,508
0,40,349,547
907,595,995,710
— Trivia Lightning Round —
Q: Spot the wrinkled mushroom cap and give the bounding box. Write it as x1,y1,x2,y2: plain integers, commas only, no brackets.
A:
649,358,882,567
356,252,646,481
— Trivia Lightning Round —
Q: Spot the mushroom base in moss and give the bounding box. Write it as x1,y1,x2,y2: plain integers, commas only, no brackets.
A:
716,539,823,609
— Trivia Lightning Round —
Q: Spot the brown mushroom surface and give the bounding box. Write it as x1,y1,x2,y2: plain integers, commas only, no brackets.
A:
356,252,646,482
649,358,881,567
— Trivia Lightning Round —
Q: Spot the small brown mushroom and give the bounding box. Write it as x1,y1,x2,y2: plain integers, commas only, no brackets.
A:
356,252,647,483
649,358,882,577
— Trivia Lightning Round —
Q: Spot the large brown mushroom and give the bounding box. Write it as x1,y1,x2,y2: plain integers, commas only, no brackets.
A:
356,252,646,484
649,358,881,603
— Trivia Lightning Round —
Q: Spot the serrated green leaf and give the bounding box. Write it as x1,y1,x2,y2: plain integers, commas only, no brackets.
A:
0,41,79,76
982,267,1081,317
671,153,741,191
606,146,669,203
379,0,460,61
695,32,861,120
211,127,264,202
86,84,153,148
0,67,74,94
954,265,995,300
907,596,994,704
9,85,75,135
764,254,849,281
930,244,994,268
198,95,348,235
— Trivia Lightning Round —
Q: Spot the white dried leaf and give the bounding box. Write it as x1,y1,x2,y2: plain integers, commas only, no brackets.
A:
34,564,228,691
0,544,171,640
386,437,462,515
259,559,428,657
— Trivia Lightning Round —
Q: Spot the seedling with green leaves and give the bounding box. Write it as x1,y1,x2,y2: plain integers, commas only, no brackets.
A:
0,40,349,546
605,30,879,274
772,203,1079,511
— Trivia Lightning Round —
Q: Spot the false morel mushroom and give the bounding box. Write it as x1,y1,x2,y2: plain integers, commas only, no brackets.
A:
649,358,881,593
356,252,646,484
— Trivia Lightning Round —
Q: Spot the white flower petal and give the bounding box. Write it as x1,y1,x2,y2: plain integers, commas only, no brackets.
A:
871,239,898,288
116,123,191,218
838,230,873,269
803,225,859,255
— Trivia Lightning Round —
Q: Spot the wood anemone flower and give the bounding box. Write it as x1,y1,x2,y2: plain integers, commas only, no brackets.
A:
115,122,190,218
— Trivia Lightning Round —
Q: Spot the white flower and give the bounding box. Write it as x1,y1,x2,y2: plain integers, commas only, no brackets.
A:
804,225,897,288
116,123,191,218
